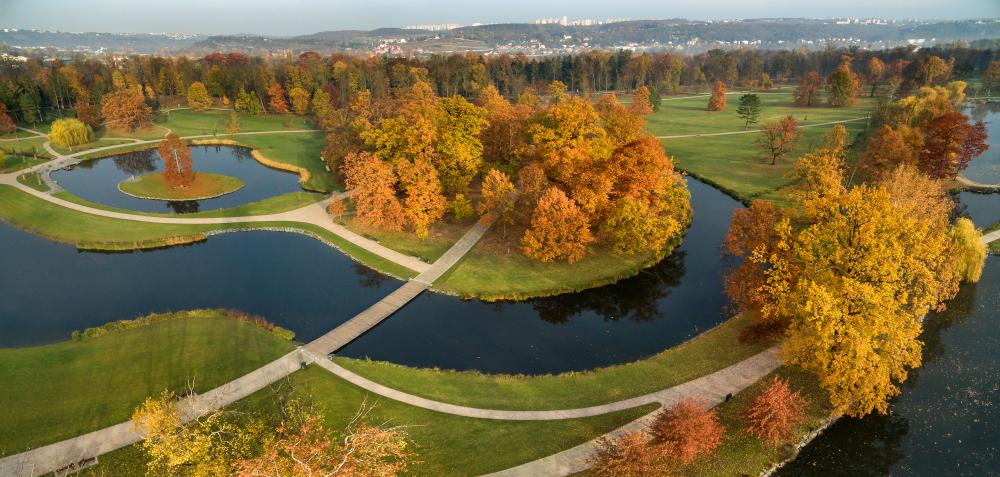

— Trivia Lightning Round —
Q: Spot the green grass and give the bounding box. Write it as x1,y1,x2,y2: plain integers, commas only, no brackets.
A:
435,225,678,300
647,94,873,202
80,366,657,477
0,136,51,158
987,220,1000,254
338,216,470,262
226,131,334,192
118,172,245,200
159,109,311,137
0,311,296,456
16,172,50,192
54,189,324,218
0,154,49,173
335,313,772,410
50,138,136,156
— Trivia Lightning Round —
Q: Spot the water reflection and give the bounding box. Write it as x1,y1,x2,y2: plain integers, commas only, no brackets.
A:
166,200,200,213
112,149,157,176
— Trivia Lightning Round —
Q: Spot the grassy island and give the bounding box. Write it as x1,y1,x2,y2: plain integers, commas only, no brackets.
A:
118,172,245,200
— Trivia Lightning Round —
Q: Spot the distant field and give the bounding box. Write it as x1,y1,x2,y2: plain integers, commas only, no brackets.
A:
648,93,873,201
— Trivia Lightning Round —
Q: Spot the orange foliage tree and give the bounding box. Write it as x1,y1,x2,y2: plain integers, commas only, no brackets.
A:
101,88,152,132
74,98,101,130
0,103,16,134
723,200,790,326
522,187,594,263
397,156,447,238
859,125,918,179
478,169,517,237
647,399,724,464
630,86,654,115
744,377,808,447
158,133,194,187
327,194,346,218
756,115,800,165
341,151,405,231
587,431,667,477
707,81,727,111
794,71,823,107
266,83,289,113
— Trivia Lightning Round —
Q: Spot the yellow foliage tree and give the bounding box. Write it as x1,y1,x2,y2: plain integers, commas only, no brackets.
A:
522,187,594,263
48,118,93,147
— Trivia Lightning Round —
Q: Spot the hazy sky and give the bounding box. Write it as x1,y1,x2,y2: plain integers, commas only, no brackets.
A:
2,0,998,35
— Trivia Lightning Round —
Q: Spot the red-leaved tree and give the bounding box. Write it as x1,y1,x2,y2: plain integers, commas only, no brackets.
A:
647,399,724,464
919,111,989,180
744,377,808,447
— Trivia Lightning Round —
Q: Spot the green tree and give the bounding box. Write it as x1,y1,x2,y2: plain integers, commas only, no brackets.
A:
736,93,762,130
434,95,487,194
234,90,263,115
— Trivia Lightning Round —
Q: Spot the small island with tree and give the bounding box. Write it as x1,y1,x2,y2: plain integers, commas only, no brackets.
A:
118,133,245,201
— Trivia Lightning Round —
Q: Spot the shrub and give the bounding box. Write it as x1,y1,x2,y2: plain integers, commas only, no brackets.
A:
648,399,724,463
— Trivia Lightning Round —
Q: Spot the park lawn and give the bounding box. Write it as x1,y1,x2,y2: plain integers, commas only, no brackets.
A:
0,311,297,456
225,131,335,192
434,224,672,300
159,109,311,137
119,172,245,200
53,190,325,218
335,313,774,410
988,220,1000,254
80,366,657,477
647,94,873,202
50,138,136,156
338,216,470,262
16,172,50,192
0,154,49,173
0,136,51,158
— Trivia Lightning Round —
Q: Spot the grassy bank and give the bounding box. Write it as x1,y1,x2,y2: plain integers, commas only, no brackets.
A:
337,216,470,263
78,366,657,477
434,225,683,300
118,172,245,200
335,313,773,410
54,189,324,218
0,310,296,456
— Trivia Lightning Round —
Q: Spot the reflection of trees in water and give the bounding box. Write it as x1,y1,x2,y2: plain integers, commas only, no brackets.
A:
166,201,200,214
526,250,686,324
967,101,1000,122
778,413,909,477
113,150,157,176
352,263,388,288
231,146,253,162
906,278,978,389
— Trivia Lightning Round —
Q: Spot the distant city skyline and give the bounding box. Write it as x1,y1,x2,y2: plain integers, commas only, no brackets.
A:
1,0,997,36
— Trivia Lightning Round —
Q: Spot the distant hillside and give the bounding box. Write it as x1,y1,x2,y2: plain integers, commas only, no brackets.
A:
3,18,999,56
0,29,204,53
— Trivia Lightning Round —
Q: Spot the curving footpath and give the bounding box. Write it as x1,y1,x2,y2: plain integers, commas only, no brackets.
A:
956,174,1000,191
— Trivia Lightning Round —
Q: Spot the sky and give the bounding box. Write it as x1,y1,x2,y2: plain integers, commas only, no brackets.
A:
1,0,998,36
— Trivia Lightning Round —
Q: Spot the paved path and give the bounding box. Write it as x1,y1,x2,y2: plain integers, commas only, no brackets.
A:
956,174,1000,190
982,228,1000,245
655,117,868,139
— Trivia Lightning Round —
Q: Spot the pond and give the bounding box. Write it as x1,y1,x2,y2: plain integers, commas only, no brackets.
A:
0,176,741,375
52,145,303,213
966,102,1000,186
777,257,1000,476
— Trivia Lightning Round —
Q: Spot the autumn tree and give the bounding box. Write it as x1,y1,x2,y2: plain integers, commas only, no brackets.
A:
479,85,533,171
450,194,473,221
596,93,645,149
0,103,15,134
723,200,790,326
756,115,800,165
225,111,239,134
648,399,724,464
327,194,346,218
101,88,152,132
707,80,727,111
48,118,93,147
744,377,808,447
827,63,861,107
522,187,594,263
235,90,264,115
434,95,487,194
949,217,987,283
588,432,667,477
478,169,517,237
341,151,405,231
867,57,886,97
859,125,918,178
984,60,1000,94
397,156,447,238
186,81,212,111
794,71,823,107
918,111,988,179
916,55,951,86
159,133,194,187
74,98,101,130
516,161,549,211
266,83,288,113
630,86,654,115
288,86,310,116
736,93,761,129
